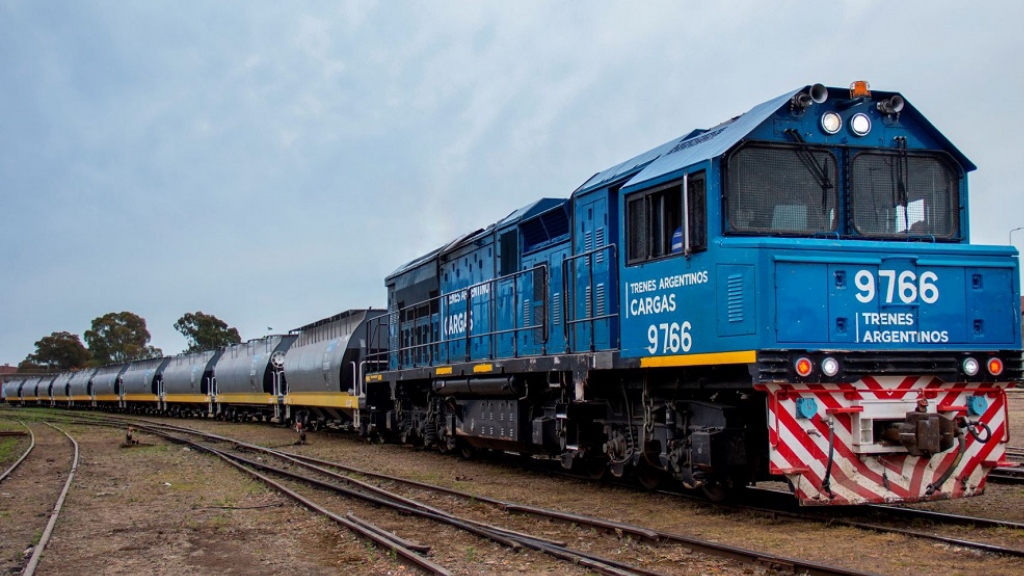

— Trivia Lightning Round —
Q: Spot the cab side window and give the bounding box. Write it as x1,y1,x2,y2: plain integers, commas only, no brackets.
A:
626,172,706,265
627,181,681,264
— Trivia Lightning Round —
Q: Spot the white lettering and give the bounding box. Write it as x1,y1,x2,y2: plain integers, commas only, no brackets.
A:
658,270,710,290
860,312,914,327
646,321,693,354
862,329,948,344
443,312,474,337
855,269,941,304
629,294,677,317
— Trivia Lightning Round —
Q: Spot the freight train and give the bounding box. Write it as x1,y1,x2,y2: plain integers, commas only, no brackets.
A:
3,82,1020,506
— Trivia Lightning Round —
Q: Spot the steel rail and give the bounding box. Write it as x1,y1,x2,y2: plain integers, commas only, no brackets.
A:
218,449,669,576
140,425,656,576
988,468,1024,484
708,487,1024,557
346,513,432,553
279,451,875,576
22,413,1024,565
0,419,35,484
129,424,453,575
864,504,1024,531
23,422,80,576
277,450,663,542
123,419,876,576
202,443,453,575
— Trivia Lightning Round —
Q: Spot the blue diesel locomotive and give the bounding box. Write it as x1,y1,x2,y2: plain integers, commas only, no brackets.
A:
367,82,1021,504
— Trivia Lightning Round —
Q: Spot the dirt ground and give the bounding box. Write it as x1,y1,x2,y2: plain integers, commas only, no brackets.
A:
1,400,1023,576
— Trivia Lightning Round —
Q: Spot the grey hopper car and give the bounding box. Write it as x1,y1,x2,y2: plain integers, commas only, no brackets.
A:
2,377,25,402
215,335,296,421
68,369,97,402
122,357,172,410
162,350,223,414
51,372,75,403
19,377,40,400
91,364,129,402
35,375,57,404
282,309,385,427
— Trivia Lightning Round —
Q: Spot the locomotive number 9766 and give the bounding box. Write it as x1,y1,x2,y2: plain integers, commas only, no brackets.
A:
854,269,940,305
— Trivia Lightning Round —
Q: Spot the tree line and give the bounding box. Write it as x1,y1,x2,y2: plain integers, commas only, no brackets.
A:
17,311,242,371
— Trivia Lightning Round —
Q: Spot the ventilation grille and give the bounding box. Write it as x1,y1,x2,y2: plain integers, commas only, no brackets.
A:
727,274,744,323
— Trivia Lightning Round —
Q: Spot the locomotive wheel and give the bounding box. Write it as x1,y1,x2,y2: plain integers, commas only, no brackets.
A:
701,480,730,502
583,457,609,481
635,463,664,491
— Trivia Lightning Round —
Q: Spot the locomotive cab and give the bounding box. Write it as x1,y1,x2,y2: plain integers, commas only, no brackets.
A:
610,83,1019,503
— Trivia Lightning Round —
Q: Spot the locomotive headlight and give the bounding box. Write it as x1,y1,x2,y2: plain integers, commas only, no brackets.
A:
963,357,980,376
850,113,871,136
821,356,840,377
795,357,814,377
820,112,842,135
987,357,1004,376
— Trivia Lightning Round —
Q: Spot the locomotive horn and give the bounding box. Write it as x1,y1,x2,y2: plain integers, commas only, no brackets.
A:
792,83,828,110
877,95,905,114
809,83,828,104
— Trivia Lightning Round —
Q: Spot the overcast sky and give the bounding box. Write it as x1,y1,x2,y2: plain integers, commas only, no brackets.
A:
2,1,1022,364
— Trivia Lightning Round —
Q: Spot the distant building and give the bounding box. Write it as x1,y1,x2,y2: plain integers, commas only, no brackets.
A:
0,364,16,375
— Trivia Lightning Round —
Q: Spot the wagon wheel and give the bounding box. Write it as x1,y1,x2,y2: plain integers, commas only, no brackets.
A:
457,440,477,460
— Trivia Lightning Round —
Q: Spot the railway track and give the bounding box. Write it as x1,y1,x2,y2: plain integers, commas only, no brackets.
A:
988,467,1024,484
133,421,676,576
631,484,1024,559
0,418,80,576
10,409,1024,573
101,416,878,576
0,419,33,483
469,444,1024,559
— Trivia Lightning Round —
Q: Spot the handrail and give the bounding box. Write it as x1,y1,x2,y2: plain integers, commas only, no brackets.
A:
366,265,550,371
561,244,619,353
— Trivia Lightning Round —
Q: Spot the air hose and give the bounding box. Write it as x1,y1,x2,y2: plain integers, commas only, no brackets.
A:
820,418,836,499
925,426,965,497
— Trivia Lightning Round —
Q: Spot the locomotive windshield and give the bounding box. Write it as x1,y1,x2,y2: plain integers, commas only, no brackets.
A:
850,152,959,238
725,144,961,239
725,143,839,235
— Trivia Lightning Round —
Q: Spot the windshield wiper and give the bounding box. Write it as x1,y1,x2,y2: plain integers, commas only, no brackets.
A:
784,129,833,225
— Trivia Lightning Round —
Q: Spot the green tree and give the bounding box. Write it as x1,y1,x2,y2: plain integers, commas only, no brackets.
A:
17,358,44,371
174,312,241,353
84,311,163,365
21,331,90,370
